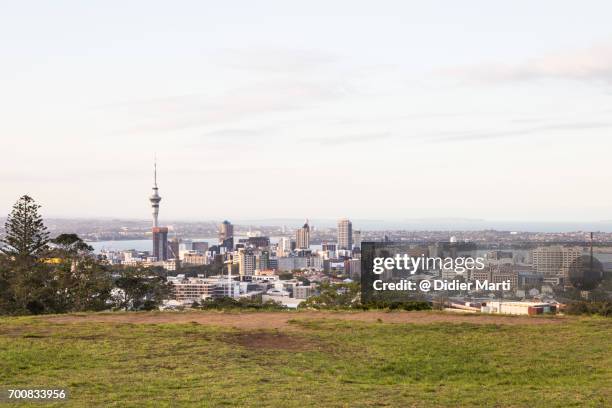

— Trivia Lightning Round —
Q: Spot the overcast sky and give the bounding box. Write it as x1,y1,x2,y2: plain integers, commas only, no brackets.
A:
1,1,612,222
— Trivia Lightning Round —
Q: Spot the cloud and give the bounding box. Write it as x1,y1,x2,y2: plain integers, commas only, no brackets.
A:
216,48,339,73
178,127,274,150
114,79,350,134
428,122,612,143
201,128,264,140
446,43,612,83
99,47,352,135
301,132,392,146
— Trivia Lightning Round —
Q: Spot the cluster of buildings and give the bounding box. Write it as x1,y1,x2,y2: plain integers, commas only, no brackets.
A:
383,243,587,295
374,245,583,315
167,273,317,309
373,242,594,315
159,217,361,308
95,163,604,314
469,246,585,293
100,164,362,308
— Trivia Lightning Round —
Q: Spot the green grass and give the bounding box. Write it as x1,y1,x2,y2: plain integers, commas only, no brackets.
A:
0,313,610,407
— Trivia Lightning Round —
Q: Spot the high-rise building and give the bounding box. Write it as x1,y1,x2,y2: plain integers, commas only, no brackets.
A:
168,237,180,260
192,241,209,253
337,218,353,250
277,237,293,256
152,227,169,261
234,248,256,276
532,246,582,283
246,236,270,248
257,250,270,271
219,220,233,241
296,220,310,249
353,230,362,249
321,242,337,252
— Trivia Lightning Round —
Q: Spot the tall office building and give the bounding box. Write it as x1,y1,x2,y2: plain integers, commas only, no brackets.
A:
337,218,353,250
322,243,337,252
234,248,256,276
296,220,310,249
257,250,270,271
192,241,209,253
219,220,234,250
219,220,234,242
168,237,180,260
353,230,362,249
277,237,293,256
153,227,169,261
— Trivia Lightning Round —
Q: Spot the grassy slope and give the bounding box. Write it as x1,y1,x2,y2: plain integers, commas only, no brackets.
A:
0,313,610,407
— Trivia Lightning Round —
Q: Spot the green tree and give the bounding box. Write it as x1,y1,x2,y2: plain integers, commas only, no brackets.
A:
11,262,59,314
50,234,112,312
52,256,112,312
51,233,94,254
0,195,55,314
300,282,360,309
113,267,171,311
1,195,49,261
278,272,294,280
0,257,17,313
0,197,114,315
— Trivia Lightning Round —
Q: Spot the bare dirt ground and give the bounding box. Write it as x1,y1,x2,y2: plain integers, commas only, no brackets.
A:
223,332,321,350
44,311,566,329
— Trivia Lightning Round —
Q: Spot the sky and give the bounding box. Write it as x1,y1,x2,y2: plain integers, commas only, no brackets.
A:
1,1,612,223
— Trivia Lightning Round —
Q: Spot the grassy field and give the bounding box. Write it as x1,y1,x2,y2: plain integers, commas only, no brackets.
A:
0,311,610,407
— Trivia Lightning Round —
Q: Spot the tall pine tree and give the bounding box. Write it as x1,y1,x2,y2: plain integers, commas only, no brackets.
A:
1,195,49,260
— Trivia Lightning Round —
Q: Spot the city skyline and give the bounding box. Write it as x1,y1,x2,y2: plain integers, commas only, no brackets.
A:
1,4,610,407
2,1,612,221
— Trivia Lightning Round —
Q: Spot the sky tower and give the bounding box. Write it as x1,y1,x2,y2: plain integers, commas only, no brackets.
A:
149,160,161,227
149,159,168,261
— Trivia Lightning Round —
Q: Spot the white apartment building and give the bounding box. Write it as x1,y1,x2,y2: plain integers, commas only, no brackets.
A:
337,218,353,250
277,237,292,256
170,278,216,302
532,246,582,282
182,252,209,265
234,249,256,276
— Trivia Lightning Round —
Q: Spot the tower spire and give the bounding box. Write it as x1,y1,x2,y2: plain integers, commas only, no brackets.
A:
149,157,161,227
154,154,158,188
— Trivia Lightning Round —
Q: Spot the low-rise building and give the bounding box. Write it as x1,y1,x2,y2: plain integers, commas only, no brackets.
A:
481,301,557,315
294,285,314,299
170,277,216,302
183,252,209,265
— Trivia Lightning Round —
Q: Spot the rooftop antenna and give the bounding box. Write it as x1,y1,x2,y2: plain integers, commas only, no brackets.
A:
154,153,158,188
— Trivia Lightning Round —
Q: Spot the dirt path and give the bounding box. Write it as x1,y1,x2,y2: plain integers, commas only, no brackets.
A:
44,311,566,329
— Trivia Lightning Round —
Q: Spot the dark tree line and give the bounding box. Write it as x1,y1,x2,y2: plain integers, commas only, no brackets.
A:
0,195,170,315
